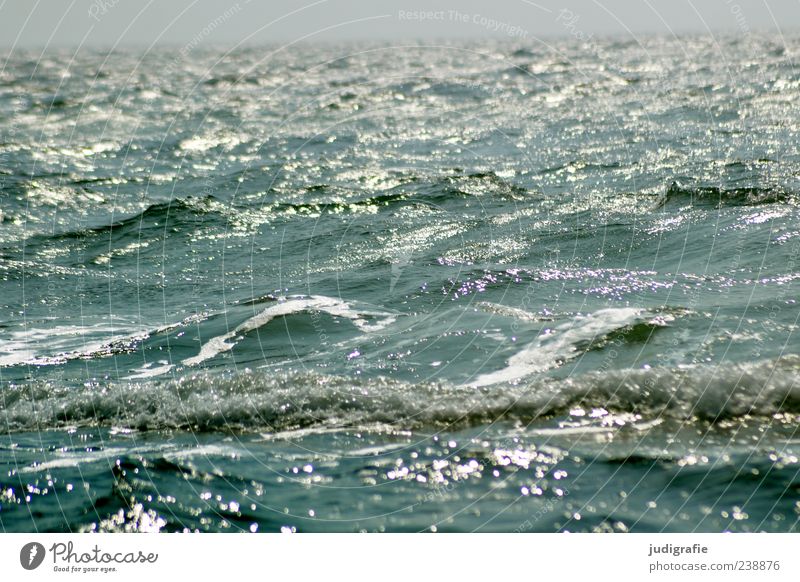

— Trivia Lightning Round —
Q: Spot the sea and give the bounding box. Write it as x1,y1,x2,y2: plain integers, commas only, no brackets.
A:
1,35,799,532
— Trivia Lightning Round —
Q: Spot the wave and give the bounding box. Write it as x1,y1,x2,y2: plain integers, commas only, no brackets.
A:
12,195,222,252
0,314,205,369
262,171,527,213
16,170,528,249
3,356,798,433
0,293,395,371
183,295,396,366
70,196,220,239
469,307,671,387
0,324,151,368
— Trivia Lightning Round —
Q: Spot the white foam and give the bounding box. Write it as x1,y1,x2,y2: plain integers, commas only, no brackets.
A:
183,295,396,366
0,324,149,367
2,357,799,433
123,361,175,379
470,308,646,387
476,301,553,322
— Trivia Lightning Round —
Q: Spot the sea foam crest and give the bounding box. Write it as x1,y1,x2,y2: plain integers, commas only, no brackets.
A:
183,295,396,366
2,357,798,433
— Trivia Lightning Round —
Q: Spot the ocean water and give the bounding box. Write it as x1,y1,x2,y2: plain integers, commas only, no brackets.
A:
1,35,799,532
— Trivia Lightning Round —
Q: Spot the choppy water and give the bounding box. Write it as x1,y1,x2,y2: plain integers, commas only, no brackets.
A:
1,35,799,532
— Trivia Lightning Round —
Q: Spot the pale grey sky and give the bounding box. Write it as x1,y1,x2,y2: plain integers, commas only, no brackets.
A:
0,0,797,49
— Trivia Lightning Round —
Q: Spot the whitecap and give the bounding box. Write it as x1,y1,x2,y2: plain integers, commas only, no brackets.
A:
469,307,660,387
182,295,396,366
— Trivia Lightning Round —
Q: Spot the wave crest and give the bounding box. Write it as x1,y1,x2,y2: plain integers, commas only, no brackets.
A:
3,357,799,433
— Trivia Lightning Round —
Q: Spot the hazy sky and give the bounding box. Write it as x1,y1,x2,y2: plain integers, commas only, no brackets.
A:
1,0,797,49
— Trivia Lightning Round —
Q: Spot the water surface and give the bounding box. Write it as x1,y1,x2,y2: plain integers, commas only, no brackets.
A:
1,36,799,532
